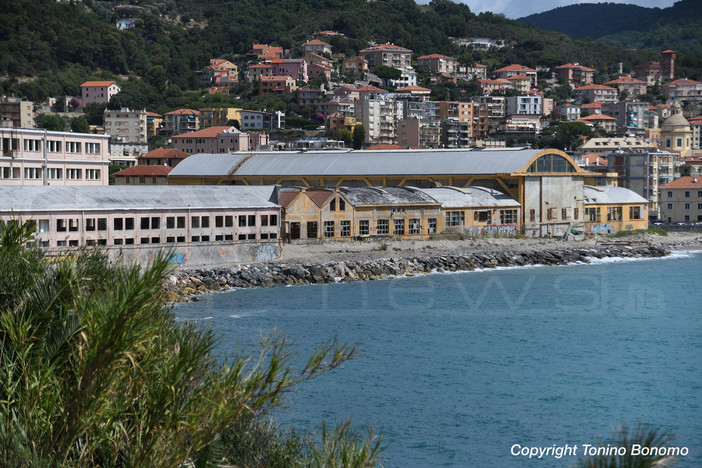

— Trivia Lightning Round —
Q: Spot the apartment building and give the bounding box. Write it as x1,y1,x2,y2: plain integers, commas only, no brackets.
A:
494,64,537,87
302,39,332,56
398,118,441,149
605,76,647,97
555,63,595,87
573,84,618,104
104,108,147,143
80,81,121,105
0,127,109,185
0,97,33,128
663,78,702,104
172,126,269,154
659,176,702,223
199,108,242,128
416,54,458,74
161,109,199,136
354,97,405,145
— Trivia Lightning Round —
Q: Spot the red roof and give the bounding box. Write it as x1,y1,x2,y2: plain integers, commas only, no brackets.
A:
417,54,456,60
581,102,602,109
662,176,702,189
303,39,331,47
580,154,608,166
556,63,595,71
396,86,431,93
145,112,162,118
578,114,616,121
114,165,172,177
165,108,200,115
360,44,412,53
81,80,119,87
305,189,334,207
667,78,700,85
357,86,387,93
139,148,189,160
172,126,239,139
606,76,646,85
507,74,531,80
495,64,536,73
575,84,616,91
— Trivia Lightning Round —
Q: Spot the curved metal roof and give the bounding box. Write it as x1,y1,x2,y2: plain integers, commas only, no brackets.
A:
338,186,439,206
169,153,251,177
416,186,519,208
169,149,556,178
0,186,279,212
583,186,648,205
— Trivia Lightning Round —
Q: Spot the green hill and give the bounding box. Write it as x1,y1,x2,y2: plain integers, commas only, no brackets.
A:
1,0,700,107
517,0,702,54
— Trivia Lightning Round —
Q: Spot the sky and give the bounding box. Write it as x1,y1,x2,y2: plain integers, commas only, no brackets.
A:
432,0,679,20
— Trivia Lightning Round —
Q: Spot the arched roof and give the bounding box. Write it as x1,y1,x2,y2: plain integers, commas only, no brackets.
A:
169,149,582,179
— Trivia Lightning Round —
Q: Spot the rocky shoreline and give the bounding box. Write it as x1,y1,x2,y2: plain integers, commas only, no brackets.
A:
163,242,671,302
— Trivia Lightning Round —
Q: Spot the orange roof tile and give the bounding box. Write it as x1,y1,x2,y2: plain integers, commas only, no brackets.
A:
360,44,412,53
417,54,456,60
578,114,616,121
581,102,602,108
140,148,189,160
662,176,702,189
165,108,200,115
556,63,595,71
605,76,646,85
145,112,162,117
81,80,119,87
172,126,239,139
396,86,431,93
366,144,409,150
575,84,616,91
495,64,536,73
303,39,331,46
507,74,531,80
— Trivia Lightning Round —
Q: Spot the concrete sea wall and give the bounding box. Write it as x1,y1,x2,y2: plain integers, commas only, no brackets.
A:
163,243,670,302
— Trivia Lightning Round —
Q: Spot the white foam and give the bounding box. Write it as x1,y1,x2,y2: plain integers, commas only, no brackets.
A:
585,250,695,265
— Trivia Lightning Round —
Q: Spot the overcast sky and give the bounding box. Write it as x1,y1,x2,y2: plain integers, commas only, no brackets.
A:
428,0,679,20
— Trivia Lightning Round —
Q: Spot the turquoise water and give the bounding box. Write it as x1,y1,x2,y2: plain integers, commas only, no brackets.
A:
174,252,702,467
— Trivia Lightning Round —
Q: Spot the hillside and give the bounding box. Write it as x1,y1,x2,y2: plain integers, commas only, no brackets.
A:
517,0,702,54
1,0,700,108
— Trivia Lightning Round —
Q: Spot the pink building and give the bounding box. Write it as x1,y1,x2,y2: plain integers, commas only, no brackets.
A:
0,185,282,265
605,76,647,97
172,126,269,154
555,63,595,87
663,78,702,103
259,75,298,95
0,127,109,185
343,56,369,75
271,59,308,82
478,78,514,95
494,64,537,87
80,81,121,105
416,54,457,74
573,84,618,104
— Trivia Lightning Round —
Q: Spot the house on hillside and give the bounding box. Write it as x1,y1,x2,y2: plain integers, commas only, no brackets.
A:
80,81,121,105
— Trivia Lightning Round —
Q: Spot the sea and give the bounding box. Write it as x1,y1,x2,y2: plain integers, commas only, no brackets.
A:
174,251,702,467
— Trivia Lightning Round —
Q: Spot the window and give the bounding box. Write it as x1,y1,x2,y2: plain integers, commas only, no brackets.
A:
24,167,40,179
667,191,673,198
585,207,600,222
500,210,517,224
338,199,346,211
125,218,134,230
561,208,568,221
340,220,351,237
225,216,233,227
238,215,246,226
324,221,335,237
685,203,690,210
428,218,437,234
177,216,185,228
393,219,405,236
607,207,622,221
38,219,49,233
97,218,107,231
167,217,175,229
684,215,690,221
698,203,702,210
192,216,200,228
529,209,536,222
85,169,100,180
86,218,96,231
48,168,62,180
141,237,150,244
23,139,40,152
359,220,369,236
685,191,690,198
629,206,642,220
698,191,702,198
446,211,465,227
377,219,389,235
474,211,490,223
667,203,673,210
57,219,67,232
574,208,579,220
248,215,256,226
125,238,134,245
67,169,82,180
408,218,420,235
0,167,20,179
329,199,336,211
216,216,224,228
114,218,123,230
141,217,150,229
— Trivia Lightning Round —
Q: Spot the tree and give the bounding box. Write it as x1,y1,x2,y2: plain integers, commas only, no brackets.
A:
371,65,402,86
0,220,384,467
352,124,365,150
35,114,65,131
70,116,90,133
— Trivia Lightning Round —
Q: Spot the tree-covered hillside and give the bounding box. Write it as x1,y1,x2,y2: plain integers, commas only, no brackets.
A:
1,0,700,107
518,0,702,54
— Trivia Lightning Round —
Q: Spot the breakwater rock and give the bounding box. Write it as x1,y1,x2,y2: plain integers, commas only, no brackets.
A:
163,243,670,302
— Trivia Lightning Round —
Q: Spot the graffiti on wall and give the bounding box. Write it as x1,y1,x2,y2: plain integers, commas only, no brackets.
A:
448,225,519,238
169,252,187,265
588,223,615,234
251,243,283,262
